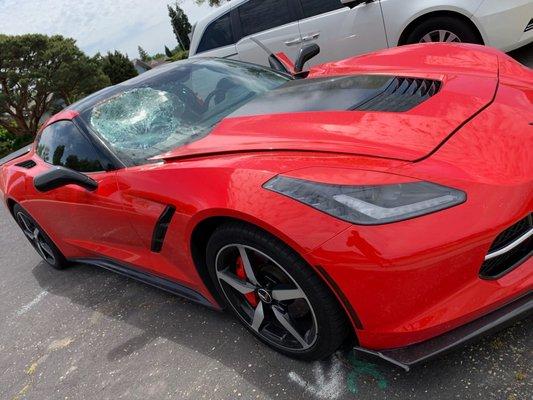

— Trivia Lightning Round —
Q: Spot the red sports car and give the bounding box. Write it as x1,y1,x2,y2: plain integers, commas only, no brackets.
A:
1,43,531,369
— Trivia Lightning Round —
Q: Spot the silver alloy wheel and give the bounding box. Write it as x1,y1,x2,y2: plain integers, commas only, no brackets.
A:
420,30,461,43
17,212,56,264
215,244,318,351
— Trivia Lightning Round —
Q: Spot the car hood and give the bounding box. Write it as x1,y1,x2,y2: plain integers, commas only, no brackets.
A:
154,44,499,163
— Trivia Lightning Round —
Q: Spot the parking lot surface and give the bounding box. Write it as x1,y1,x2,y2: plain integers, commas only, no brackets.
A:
1,46,532,400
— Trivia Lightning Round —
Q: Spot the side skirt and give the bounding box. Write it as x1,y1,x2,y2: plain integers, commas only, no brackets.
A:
70,258,216,309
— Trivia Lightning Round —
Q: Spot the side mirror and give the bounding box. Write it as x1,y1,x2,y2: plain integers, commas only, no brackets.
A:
34,166,98,192
294,44,320,73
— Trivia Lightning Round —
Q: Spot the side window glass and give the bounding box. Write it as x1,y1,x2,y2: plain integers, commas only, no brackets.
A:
300,0,345,18
239,0,295,37
197,13,234,53
36,121,104,173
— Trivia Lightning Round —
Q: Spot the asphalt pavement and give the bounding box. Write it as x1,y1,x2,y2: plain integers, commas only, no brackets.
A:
1,46,532,400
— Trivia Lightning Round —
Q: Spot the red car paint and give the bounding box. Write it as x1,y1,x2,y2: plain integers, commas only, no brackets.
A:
1,44,532,351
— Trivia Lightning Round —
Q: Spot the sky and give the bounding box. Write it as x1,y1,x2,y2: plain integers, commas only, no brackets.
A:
0,0,215,58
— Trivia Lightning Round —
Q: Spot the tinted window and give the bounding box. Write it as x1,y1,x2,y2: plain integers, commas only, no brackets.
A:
36,121,104,173
239,0,295,37
300,0,344,18
197,13,234,53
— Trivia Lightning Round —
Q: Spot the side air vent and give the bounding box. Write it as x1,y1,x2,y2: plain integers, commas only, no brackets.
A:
353,77,441,112
15,160,37,169
151,205,176,253
480,214,532,280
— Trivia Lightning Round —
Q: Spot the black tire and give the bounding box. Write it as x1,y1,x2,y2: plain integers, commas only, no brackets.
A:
206,222,349,360
13,204,68,270
404,16,482,45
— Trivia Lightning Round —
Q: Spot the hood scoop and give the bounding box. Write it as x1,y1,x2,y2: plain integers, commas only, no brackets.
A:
230,75,441,117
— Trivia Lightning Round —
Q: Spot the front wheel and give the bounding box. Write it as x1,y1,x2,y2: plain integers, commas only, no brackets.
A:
206,222,349,360
13,204,68,270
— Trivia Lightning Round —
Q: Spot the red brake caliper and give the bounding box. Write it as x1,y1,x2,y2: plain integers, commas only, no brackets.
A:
236,256,259,307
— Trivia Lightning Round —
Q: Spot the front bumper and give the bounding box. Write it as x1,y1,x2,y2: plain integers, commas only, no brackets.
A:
355,292,532,371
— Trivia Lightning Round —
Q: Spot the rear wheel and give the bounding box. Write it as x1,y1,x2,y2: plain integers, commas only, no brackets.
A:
206,222,348,360
404,16,482,45
13,204,68,270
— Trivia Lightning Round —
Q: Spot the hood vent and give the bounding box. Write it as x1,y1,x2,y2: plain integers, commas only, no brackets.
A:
15,159,37,169
353,78,441,112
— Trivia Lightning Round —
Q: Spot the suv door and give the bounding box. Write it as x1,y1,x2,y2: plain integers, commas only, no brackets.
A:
297,0,387,65
24,120,143,260
235,0,302,66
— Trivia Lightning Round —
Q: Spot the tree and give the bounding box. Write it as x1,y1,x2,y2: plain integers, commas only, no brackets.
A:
0,34,110,138
195,0,227,6
99,51,138,85
168,2,192,50
165,45,174,58
138,46,150,62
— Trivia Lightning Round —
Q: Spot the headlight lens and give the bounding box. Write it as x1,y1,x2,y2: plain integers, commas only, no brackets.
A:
264,176,466,225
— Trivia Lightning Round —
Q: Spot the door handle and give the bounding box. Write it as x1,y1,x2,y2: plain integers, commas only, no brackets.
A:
284,37,302,46
302,32,320,42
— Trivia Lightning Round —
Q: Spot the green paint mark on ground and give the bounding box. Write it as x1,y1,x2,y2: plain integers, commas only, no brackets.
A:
344,350,388,395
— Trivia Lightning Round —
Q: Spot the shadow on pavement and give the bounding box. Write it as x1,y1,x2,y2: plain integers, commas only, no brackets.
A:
30,259,532,399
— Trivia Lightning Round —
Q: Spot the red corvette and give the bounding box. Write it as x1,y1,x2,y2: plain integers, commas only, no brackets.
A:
1,43,531,369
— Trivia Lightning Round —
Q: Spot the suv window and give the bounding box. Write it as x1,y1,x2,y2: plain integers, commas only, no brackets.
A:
36,121,105,173
300,0,345,18
197,13,234,53
239,0,295,37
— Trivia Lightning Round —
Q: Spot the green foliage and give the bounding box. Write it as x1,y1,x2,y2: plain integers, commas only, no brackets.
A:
0,125,32,158
138,46,150,62
0,34,110,138
165,45,174,58
194,0,226,6
168,2,192,50
168,50,189,62
98,51,138,85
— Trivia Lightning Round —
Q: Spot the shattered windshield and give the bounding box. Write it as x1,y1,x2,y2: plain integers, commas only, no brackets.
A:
81,59,289,165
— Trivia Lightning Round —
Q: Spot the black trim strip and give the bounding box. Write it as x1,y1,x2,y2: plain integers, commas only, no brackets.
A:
151,206,176,252
525,18,533,32
70,258,215,308
315,265,363,329
355,291,532,371
0,145,32,166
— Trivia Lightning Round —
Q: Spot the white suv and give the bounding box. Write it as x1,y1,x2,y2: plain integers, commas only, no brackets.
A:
189,0,533,66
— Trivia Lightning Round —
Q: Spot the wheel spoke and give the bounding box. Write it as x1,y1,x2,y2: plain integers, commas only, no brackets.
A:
271,287,306,302
447,32,460,42
251,302,264,332
39,241,54,258
420,33,432,43
272,306,308,348
217,269,256,294
438,29,447,42
18,214,35,239
237,245,258,286
34,240,47,259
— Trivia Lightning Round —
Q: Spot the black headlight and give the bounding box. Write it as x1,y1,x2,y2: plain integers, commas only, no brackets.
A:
264,176,466,225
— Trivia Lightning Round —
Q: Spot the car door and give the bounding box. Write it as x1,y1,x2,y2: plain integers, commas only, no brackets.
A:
23,120,144,261
193,11,239,59
234,0,303,66
297,0,388,65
